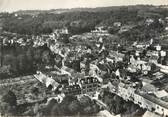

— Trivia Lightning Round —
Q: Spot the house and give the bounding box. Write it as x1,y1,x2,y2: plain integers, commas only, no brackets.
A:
17,38,24,44
119,25,134,33
50,74,69,84
117,82,136,101
14,13,18,17
155,44,162,51
89,63,101,77
154,90,168,99
53,28,69,35
145,18,154,26
34,71,60,91
113,22,122,27
160,50,166,57
136,43,147,49
141,83,157,93
165,27,168,31
165,17,168,23
91,26,109,35
146,50,159,57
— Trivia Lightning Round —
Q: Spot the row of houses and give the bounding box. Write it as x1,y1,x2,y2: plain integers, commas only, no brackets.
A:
108,79,168,116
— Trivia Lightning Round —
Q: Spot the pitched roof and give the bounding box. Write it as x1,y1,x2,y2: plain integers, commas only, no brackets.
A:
155,90,168,98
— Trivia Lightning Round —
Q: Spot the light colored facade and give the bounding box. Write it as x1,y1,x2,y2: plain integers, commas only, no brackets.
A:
113,22,122,27
34,71,59,91
108,82,168,116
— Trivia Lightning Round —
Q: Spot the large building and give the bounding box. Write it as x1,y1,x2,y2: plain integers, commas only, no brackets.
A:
79,76,101,96
63,84,81,95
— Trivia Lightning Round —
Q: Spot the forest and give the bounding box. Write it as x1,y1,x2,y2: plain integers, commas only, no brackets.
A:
1,5,168,35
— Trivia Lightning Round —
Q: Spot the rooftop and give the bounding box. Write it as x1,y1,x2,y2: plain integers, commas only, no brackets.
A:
137,91,168,109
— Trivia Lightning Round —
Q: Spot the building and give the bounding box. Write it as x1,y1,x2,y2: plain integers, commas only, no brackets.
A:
128,57,151,74
63,84,81,95
53,28,69,35
113,22,122,27
79,76,101,96
109,51,125,62
108,79,168,116
145,18,154,26
136,91,168,116
91,26,109,35
146,50,159,57
34,71,60,91
119,25,134,33
50,74,69,84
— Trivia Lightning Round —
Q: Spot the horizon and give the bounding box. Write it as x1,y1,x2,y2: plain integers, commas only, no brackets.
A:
4,4,165,13
0,0,168,13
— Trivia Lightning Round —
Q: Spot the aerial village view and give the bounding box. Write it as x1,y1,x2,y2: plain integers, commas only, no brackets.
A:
1,0,168,117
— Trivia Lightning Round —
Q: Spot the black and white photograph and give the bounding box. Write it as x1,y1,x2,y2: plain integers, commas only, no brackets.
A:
1,0,168,117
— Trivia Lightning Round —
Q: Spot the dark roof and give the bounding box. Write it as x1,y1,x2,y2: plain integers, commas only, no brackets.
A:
80,76,99,84
52,74,69,82
97,63,109,72
63,84,81,92
137,91,168,109
41,71,69,83
151,74,168,89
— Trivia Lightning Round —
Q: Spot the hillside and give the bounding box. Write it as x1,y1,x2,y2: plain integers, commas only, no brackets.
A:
13,5,167,15
0,5,167,37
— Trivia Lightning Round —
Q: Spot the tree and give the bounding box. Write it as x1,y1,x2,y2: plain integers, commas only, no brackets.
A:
44,99,58,115
151,63,157,72
71,59,81,72
50,103,61,116
83,106,93,115
41,50,51,65
122,101,134,115
79,95,100,115
108,27,120,34
1,90,17,106
60,95,79,115
31,87,39,96
68,100,81,115
130,104,140,114
79,95,92,108
0,102,16,116
0,90,17,115
113,95,124,114
94,105,100,113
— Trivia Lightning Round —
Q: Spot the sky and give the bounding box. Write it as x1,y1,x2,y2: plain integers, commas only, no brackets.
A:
0,0,168,12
